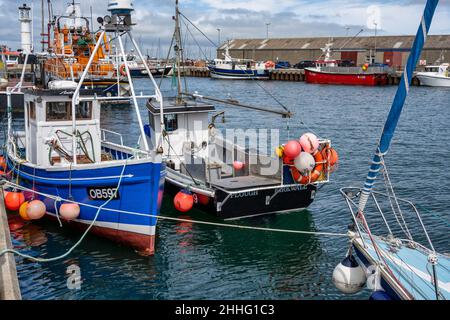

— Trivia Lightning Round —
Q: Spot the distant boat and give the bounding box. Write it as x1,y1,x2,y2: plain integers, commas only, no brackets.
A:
208,43,275,80
305,43,391,86
416,63,450,87
116,54,173,78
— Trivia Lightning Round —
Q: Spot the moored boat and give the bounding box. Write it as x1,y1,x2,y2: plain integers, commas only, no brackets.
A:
305,43,391,86
208,42,275,80
333,0,450,300
1,0,167,255
416,63,450,87
143,2,338,220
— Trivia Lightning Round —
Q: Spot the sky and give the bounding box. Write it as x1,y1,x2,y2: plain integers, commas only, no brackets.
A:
1,0,449,58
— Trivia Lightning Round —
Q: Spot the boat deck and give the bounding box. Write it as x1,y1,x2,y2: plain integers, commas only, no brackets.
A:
211,175,280,191
357,234,450,300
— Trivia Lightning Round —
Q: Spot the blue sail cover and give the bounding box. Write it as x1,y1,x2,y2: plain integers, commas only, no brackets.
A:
358,0,439,212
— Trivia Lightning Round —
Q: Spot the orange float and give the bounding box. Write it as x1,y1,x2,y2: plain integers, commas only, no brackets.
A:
0,156,6,170
19,201,31,221
5,191,25,211
174,190,194,213
291,150,324,185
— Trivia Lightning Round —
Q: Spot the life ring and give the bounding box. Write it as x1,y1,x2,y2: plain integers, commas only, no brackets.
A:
321,146,339,173
290,150,324,185
119,64,127,77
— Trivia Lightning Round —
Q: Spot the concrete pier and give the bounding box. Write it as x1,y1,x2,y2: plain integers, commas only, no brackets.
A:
0,186,22,300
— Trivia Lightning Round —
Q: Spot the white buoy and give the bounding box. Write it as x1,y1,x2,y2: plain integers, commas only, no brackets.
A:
332,255,367,294
294,152,315,174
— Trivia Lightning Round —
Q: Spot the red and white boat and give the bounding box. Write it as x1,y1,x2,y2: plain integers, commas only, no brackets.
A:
305,43,391,86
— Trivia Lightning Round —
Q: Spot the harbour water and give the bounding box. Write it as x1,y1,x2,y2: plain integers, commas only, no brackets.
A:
5,78,450,300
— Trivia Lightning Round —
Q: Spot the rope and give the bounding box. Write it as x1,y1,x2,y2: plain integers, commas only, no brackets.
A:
0,179,348,264
0,158,130,262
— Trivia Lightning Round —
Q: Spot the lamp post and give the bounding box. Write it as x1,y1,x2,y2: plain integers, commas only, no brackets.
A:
217,28,221,46
266,23,271,39
373,22,378,64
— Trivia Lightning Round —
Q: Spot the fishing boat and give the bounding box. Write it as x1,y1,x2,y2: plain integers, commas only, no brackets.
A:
333,0,450,300
42,1,130,96
416,63,450,87
144,1,338,220
208,42,275,80
305,43,391,86
1,0,167,255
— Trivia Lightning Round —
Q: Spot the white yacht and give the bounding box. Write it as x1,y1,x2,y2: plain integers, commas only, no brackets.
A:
416,63,450,87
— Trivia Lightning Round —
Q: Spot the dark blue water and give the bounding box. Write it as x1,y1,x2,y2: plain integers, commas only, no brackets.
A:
6,78,450,300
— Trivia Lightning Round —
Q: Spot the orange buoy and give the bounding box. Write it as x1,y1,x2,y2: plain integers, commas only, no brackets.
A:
195,193,210,206
19,201,31,220
26,200,47,220
174,190,194,213
233,161,244,171
5,191,25,211
60,203,80,220
0,156,6,170
291,150,325,185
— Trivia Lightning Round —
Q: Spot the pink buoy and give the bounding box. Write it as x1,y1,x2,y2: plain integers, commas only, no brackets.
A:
59,203,80,221
299,133,320,154
283,140,302,159
26,200,47,220
233,161,244,171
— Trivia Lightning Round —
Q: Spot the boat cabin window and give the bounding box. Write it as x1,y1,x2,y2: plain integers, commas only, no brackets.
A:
46,101,92,121
28,101,35,120
425,67,439,72
164,114,178,132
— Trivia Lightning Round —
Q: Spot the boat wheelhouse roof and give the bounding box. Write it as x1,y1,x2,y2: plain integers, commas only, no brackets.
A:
147,96,215,115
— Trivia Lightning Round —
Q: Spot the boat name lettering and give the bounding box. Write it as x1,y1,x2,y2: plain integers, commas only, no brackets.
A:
87,187,120,200
278,186,303,193
231,191,258,198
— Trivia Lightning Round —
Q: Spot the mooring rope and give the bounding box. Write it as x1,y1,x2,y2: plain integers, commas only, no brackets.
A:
0,158,129,262
0,177,348,263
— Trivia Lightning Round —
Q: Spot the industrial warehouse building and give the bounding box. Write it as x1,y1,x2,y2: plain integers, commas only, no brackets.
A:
217,35,450,69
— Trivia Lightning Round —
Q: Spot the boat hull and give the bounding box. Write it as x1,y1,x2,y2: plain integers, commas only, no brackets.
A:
305,69,389,86
208,67,271,80
165,178,316,220
129,66,173,78
6,156,166,255
416,74,450,87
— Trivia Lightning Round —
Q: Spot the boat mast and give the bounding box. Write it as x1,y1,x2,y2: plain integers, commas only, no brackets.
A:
174,0,183,103
356,0,440,300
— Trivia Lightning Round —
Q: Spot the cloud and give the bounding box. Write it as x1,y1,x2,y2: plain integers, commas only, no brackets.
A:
1,0,449,58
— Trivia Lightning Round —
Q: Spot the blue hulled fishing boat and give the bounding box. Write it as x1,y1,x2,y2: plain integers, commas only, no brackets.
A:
1,0,167,255
333,0,450,300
